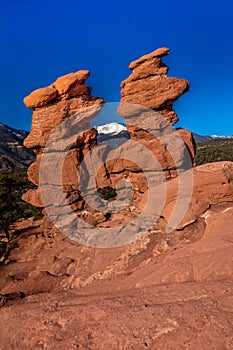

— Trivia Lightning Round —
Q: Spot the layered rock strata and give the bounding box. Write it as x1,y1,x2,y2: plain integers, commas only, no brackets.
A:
120,47,189,124
23,71,105,228
2,50,233,348
1,161,233,349
118,47,194,178
23,48,196,238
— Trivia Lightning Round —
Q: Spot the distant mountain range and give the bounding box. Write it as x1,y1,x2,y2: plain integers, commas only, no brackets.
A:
96,122,233,144
0,122,35,172
96,122,130,148
0,121,232,172
192,132,233,143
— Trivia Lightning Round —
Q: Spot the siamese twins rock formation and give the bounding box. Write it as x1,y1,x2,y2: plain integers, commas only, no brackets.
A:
23,48,195,235
1,49,233,349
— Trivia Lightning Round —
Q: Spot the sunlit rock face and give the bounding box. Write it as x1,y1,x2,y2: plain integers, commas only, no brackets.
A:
2,50,233,349
23,70,106,232
120,47,190,124
22,48,195,241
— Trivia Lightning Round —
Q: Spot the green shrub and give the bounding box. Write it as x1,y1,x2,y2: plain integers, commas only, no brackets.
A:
195,139,233,166
97,186,117,201
0,169,42,241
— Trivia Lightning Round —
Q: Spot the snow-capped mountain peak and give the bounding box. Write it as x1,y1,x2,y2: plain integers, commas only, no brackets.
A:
96,122,127,135
95,122,130,149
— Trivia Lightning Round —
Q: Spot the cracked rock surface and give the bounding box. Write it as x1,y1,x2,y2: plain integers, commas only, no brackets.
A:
1,162,233,349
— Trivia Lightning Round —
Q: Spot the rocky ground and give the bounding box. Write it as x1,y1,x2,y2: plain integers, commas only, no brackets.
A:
1,48,233,349
1,161,233,349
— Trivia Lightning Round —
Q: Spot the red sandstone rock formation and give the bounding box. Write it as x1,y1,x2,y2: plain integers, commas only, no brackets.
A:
1,51,233,349
22,48,196,240
1,161,233,349
119,47,194,179
1,49,233,349
120,47,189,124
23,70,103,151
22,70,104,223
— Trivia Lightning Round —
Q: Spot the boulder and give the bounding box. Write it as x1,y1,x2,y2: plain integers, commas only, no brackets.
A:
22,49,196,233
120,48,190,124
24,86,58,109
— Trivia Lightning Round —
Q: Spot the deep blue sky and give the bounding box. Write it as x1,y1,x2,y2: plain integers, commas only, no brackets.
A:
0,0,232,135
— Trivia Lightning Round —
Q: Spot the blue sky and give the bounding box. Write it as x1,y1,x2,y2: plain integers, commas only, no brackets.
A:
0,0,232,135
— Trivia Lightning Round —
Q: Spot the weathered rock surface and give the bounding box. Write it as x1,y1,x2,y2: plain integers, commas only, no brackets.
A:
22,49,196,235
23,70,91,109
1,49,233,349
129,47,170,70
120,47,190,124
2,162,233,290
24,85,58,109
1,162,233,349
53,70,91,98
118,48,194,183
22,70,103,211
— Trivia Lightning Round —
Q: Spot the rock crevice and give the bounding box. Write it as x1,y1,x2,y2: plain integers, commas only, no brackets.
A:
23,48,195,233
